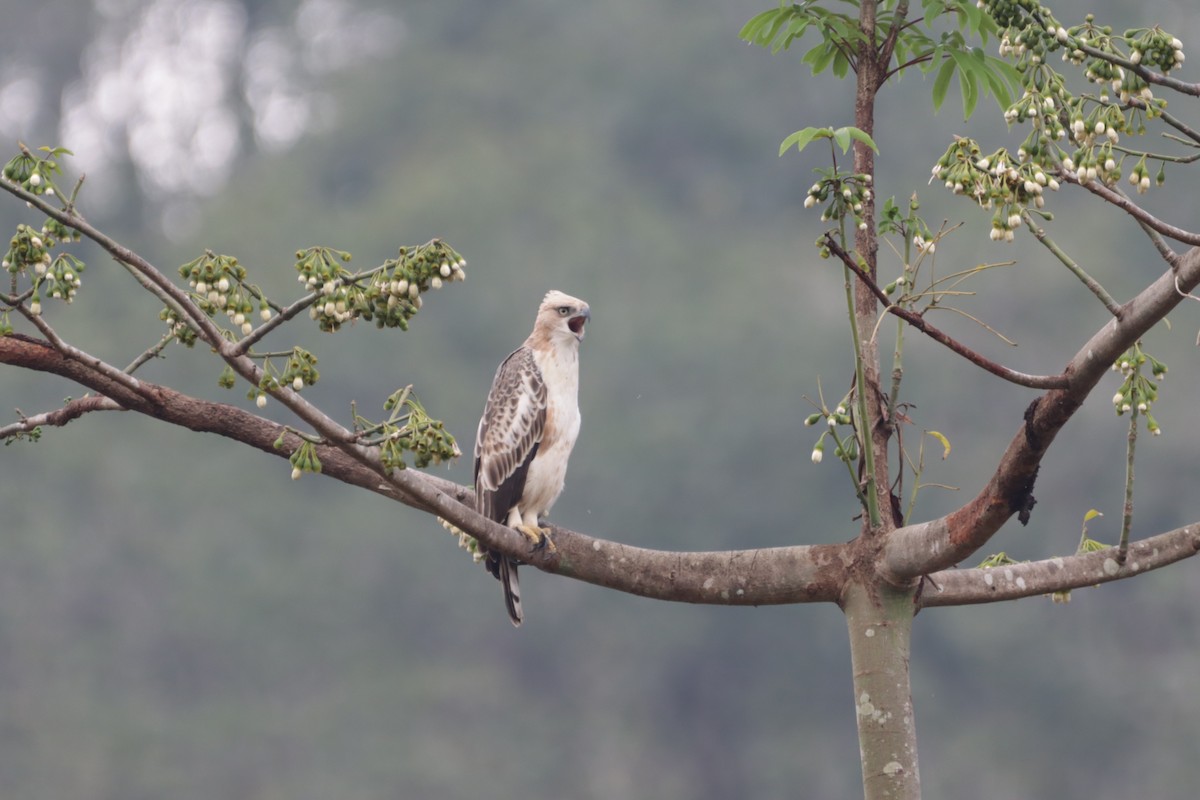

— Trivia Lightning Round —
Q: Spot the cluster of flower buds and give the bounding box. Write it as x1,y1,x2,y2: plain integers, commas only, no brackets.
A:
1,147,67,198
376,387,460,470
1126,156,1165,195
4,223,52,275
932,140,1060,241
363,240,468,331
295,246,356,332
1111,346,1166,434
803,403,856,464
281,347,319,391
177,251,269,337
39,253,85,305
804,171,873,231
251,349,317,403
294,240,467,333
1125,28,1186,73
975,4,1183,207
286,440,323,480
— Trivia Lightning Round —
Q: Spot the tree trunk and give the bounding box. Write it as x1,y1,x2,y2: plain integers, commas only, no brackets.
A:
843,581,921,799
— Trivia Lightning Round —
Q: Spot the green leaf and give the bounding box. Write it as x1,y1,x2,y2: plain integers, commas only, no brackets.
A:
832,126,851,153
738,9,781,44
842,126,879,153
779,126,830,156
831,49,851,78
803,40,837,75
948,49,978,118
931,57,955,112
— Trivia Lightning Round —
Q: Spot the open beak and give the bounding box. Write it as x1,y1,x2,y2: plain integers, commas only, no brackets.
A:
568,308,590,339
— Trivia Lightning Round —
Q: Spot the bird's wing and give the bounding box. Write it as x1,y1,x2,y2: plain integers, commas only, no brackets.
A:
474,345,547,523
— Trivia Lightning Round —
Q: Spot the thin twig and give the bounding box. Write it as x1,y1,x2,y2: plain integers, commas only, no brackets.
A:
1072,40,1200,97
124,330,177,374
1067,173,1200,246
0,394,123,440
1119,408,1138,562
1022,214,1122,315
821,234,1069,389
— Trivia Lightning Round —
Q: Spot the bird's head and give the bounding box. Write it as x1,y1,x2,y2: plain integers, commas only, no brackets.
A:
535,290,590,344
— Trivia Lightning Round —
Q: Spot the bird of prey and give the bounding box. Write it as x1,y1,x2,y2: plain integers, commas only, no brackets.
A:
474,290,590,626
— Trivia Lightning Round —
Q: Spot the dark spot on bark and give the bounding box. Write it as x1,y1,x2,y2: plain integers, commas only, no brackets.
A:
1008,463,1040,526
1022,397,1042,449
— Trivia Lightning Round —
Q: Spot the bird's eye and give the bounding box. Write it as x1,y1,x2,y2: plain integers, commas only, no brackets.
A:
557,306,571,316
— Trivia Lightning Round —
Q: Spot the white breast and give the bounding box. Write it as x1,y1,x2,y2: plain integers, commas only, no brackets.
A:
522,344,580,519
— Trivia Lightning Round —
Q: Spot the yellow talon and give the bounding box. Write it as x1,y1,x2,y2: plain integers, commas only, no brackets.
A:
516,524,556,553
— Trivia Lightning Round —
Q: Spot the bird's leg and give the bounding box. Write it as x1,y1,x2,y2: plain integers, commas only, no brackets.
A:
515,523,557,553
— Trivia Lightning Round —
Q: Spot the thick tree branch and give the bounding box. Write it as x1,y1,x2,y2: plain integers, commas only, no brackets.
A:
823,234,1069,389
883,246,1200,580
0,332,848,606
919,522,1200,607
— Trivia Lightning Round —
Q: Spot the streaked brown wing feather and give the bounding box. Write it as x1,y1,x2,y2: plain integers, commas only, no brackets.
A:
474,346,546,523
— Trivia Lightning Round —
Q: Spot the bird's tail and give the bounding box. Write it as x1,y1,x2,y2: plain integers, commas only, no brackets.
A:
499,557,523,627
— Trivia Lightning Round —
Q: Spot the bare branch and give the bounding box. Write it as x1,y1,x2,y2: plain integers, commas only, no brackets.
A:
822,234,1069,389
919,523,1200,608
0,393,123,439
1068,174,1200,246
883,246,1200,580
0,332,848,606
1022,214,1121,315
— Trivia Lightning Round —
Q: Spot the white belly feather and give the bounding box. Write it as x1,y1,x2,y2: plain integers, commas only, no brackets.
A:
519,344,580,524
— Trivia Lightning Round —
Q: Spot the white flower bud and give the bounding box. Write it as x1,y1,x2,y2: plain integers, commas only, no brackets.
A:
233,312,245,326
1137,402,1148,412
440,262,451,278
1094,121,1106,135
293,377,304,391
30,236,42,249
804,195,817,209
195,281,207,294
1008,214,1022,229
1112,392,1124,405
431,276,443,289
1130,50,1142,64
291,467,302,480
217,277,230,293
811,448,823,464
241,321,253,335
30,300,41,315
260,308,272,321
256,394,268,408
28,173,40,187
408,282,419,299
1171,37,1183,51
1104,158,1116,172
1139,176,1151,191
